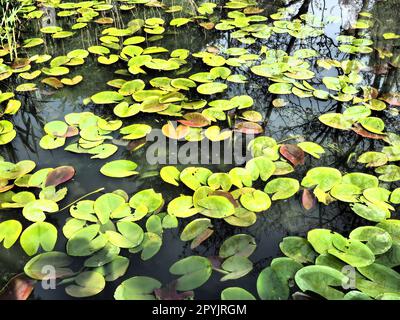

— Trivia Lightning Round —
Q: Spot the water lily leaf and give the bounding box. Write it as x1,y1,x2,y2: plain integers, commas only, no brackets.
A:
220,255,253,281
0,220,22,249
170,18,191,27
178,113,210,128
265,178,300,200
0,273,35,300
280,144,305,166
114,276,161,300
357,152,388,167
24,252,73,280
40,135,66,150
245,156,276,181
114,102,142,118
23,37,44,48
44,121,69,137
391,188,400,204
45,166,75,187
20,222,57,256
180,218,212,242
301,167,342,192
169,256,212,291
41,66,69,77
330,183,361,202
109,221,144,249
180,167,212,190
319,113,353,130
16,83,37,92
88,45,110,55
65,271,105,298
297,142,325,159
160,166,180,186
376,220,400,246
349,226,392,255
357,263,400,295
19,70,41,80
98,54,119,65
359,117,385,134
100,160,138,178
129,189,163,214
240,190,271,212
162,122,189,139
295,265,348,300
207,173,232,191
61,76,83,86
351,202,389,222
197,195,235,218
167,195,199,218
94,193,127,224
375,165,400,182
307,229,340,254
40,26,63,34
229,168,252,189
257,257,302,300
327,236,375,267
197,82,228,95
93,256,129,282
342,172,379,190
139,232,162,260
221,287,256,300
120,124,151,140
66,225,107,256
219,234,256,258
22,200,59,222
279,237,317,263
235,122,263,134
268,82,292,94
91,91,124,105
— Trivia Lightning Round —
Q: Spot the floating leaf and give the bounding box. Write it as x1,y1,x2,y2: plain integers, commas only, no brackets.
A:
0,220,22,249
114,276,161,300
24,252,73,280
265,178,300,200
169,256,212,291
100,160,138,178
65,271,105,298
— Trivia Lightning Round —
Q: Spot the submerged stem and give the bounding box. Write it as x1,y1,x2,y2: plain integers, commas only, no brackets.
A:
58,187,105,212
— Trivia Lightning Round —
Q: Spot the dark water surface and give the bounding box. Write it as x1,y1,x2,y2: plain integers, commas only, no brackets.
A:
1,0,399,299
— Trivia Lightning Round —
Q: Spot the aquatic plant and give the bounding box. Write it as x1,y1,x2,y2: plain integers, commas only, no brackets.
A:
0,0,400,301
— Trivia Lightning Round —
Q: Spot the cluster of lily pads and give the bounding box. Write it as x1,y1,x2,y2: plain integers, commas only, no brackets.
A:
1,0,400,301
0,91,20,145
0,157,75,256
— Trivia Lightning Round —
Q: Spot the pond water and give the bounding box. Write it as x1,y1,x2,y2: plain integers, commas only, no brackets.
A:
0,0,399,300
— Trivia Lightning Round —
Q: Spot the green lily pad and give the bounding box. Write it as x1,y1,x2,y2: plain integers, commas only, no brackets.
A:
91,91,124,104
0,220,22,249
22,199,59,222
221,287,256,300
129,189,163,213
114,276,161,300
279,237,317,264
240,190,271,212
349,226,392,255
100,160,138,178
24,251,73,280
295,265,348,300
20,222,57,256
197,82,228,95
65,271,105,298
169,256,212,291
219,234,256,258
264,178,300,200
